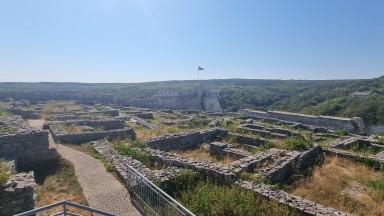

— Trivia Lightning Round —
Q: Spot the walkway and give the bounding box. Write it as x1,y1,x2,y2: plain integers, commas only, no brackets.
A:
28,120,141,216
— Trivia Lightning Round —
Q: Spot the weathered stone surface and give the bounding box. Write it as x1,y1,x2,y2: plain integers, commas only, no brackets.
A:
147,128,228,151
0,172,36,216
46,120,136,144
239,181,352,216
242,109,365,135
0,116,55,166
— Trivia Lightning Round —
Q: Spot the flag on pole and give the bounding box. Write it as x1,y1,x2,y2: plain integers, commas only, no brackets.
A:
198,66,204,71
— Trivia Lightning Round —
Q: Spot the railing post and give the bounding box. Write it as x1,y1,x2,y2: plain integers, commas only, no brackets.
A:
63,203,67,216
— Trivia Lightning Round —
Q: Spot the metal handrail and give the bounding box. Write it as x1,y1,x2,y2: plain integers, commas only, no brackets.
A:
126,164,195,216
15,200,116,216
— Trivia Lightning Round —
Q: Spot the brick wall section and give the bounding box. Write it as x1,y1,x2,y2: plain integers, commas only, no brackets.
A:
0,172,36,216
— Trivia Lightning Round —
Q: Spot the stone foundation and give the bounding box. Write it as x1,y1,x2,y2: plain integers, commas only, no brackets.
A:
0,172,36,216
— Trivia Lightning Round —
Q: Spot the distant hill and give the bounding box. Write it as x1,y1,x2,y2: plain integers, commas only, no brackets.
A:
1,76,384,125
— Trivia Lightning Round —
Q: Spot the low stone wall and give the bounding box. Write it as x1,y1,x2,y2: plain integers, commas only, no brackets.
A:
44,119,126,131
323,148,384,166
134,113,154,119
257,151,301,183
50,128,136,144
227,133,266,146
257,146,322,184
131,116,158,129
145,148,237,183
242,109,365,134
239,181,351,216
0,172,36,216
4,109,40,119
210,142,251,160
238,124,287,139
91,140,182,184
147,128,228,151
0,127,55,167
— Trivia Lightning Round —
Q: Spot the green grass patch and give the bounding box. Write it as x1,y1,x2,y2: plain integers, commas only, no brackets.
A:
0,159,12,186
350,141,383,155
176,181,294,216
0,125,17,134
250,142,276,154
283,137,312,150
116,144,151,166
334,130,349,136
0,110,11,117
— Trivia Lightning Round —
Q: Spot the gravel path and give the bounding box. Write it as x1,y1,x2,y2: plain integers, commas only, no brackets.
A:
28,120,141,216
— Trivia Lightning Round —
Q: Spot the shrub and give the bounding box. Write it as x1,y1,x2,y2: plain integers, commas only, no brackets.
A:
0,160,12,185
116,144,152,166
283,137,312,150
104,162,115,172
334,130,349,136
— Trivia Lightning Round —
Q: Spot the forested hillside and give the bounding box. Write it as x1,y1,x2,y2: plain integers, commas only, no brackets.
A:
1,76,383,125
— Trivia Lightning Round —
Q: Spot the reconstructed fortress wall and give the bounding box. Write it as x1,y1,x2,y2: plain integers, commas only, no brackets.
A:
242,109,366,134
0,85,223,112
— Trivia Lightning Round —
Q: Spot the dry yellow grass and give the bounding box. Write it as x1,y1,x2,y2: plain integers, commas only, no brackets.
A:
173,148,236,164
36,159,91,215
284,156,384,216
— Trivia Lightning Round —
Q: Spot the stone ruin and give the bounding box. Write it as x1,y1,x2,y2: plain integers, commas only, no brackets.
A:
0,115,57,215
2,103,384,215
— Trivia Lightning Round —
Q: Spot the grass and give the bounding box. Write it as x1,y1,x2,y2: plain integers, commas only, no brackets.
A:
0,159,12,186
284,156,384,215
34,158,90,215
176,181,295,216
111,138,152,166
172,148,236,164
0,125,17,134
250,142,277,154
61,123,82,133
349,141,383,155
0,110,11,117
283,137,312,150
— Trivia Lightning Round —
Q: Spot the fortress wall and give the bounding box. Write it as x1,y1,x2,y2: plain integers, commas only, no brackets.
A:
156,96,200,110
203,97,223,113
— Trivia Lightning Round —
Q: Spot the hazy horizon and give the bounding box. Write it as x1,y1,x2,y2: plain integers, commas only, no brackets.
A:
1,1,383,82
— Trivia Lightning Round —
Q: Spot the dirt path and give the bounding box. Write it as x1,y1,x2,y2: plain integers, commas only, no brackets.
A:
29,120,141,216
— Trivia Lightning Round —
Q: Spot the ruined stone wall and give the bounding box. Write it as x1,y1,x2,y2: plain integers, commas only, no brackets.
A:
0,130,54,166
0,172,36,216
227,133,266,146
240,181,351,216
0,116,54,166
49,125,136,144
147,128,228,151
242,109,365,134
4,109,40,119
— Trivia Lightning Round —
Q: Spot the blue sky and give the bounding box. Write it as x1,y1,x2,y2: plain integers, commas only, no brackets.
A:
0,0,383,83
